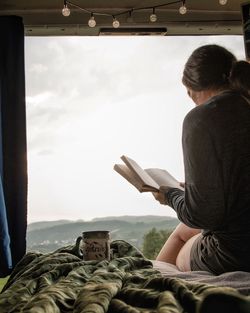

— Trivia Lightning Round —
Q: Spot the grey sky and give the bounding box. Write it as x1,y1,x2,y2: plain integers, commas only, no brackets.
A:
25,35,245,222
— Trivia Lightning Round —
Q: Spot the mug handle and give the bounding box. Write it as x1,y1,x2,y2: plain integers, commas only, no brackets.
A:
75,236,84,258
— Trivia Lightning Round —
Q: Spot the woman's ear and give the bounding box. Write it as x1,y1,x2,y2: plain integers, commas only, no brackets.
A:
187,88,200,105
187,88,215,106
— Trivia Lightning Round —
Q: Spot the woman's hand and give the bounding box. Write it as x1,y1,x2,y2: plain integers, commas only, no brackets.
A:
152,186,170,205
152,182,184,205
179,182,185,188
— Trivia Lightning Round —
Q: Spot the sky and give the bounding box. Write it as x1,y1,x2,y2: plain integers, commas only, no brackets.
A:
25,35,245,223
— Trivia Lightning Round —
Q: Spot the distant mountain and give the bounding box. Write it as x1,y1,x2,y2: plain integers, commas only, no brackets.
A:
27,220,76,232
27,215,178,253
92,215,176,223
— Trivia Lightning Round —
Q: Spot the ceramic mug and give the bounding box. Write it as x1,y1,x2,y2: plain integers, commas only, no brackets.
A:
80,230,111,261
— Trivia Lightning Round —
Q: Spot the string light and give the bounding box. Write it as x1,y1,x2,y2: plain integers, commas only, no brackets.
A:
219,0,227,5
112,17,120,28
88,13,96,27
62,0,191,26
179,0,187,14
150,8,157,22
127,10,133,23
62,0,70,16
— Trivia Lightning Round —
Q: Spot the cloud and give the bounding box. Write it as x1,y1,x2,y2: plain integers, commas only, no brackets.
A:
26,91,54,105
25,35,244,222
26,90,70,152
37,149,54,156
29,63,48,74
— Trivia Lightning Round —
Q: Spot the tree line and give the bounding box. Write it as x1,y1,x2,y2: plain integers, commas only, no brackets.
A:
142,227,173,259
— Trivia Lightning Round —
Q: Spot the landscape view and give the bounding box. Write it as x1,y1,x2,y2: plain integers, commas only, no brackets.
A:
27,215,178,257
0,215,178,292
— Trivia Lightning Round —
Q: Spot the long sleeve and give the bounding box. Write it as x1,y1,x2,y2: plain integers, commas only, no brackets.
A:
164,91,250,273
166,107,225,230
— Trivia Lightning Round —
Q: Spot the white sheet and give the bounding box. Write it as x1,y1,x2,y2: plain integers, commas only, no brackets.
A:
152,260,250,295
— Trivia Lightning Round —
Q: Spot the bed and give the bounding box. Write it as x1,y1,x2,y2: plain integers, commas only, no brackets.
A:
153,261,250,296
0,239,249,313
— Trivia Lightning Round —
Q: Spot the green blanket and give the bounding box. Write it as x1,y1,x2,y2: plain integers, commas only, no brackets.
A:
0,239,249,313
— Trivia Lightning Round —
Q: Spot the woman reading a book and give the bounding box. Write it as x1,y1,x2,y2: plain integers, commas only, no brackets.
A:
154,44,250,274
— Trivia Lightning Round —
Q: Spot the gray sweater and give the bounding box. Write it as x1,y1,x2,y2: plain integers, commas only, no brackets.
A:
167,90,250,274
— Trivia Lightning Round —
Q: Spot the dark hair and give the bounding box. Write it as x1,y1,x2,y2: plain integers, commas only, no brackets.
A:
229,60,250,97
182,44,250,96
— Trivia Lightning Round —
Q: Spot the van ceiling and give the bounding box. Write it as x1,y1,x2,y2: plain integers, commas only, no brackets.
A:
0,0,245,36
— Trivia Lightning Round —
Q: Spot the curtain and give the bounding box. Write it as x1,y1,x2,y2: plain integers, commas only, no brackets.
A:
0,16,27,277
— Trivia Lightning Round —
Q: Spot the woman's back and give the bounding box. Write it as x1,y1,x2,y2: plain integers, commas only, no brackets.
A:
183,90,250,273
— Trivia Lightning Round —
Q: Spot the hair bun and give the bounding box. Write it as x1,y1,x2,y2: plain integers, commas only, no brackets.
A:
229,60,250,96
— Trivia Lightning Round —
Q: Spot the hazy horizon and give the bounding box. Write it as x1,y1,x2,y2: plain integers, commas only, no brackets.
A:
27,214,179,225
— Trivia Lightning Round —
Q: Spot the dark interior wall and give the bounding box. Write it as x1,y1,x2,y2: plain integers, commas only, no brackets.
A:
0,16,27,277
242,2,250,61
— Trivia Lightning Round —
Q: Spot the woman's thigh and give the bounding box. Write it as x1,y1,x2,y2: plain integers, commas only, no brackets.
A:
176,233,201,271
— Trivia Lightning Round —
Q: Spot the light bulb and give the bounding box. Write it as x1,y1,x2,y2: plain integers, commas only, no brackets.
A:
179,5,187,14
219,0,227,5
88,16,96,27
62,5,70,17
150,13,157,22
112,18,120,28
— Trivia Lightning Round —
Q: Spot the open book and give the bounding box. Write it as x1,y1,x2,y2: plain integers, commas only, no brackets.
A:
114,155,184,193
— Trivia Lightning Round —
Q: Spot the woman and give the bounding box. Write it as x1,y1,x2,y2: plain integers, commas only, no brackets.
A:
154,44,250,275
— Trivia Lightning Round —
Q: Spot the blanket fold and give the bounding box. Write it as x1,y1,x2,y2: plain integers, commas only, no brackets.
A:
0,239,249,313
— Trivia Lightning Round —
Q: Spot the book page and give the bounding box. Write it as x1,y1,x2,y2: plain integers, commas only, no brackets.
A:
113,164,150,192
121,156,160,191
145,168,184,191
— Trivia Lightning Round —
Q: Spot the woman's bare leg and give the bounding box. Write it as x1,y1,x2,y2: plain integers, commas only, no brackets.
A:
156,222,201,269
176,232,201,271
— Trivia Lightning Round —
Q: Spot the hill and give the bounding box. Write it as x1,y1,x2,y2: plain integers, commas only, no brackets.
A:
27,215,178,253
27,220,76,232
92,215,174,223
